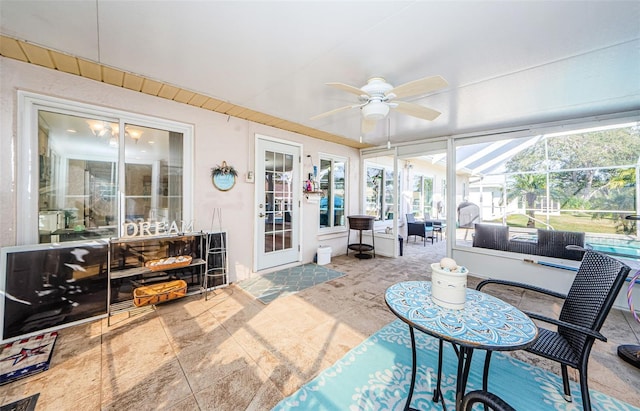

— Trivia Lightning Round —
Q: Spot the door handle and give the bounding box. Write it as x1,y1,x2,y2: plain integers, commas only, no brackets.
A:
258,213,265,218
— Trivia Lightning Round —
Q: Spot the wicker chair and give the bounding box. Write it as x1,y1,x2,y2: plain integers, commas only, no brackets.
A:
462,390,515,411
407,221,435,246
476,250,630,411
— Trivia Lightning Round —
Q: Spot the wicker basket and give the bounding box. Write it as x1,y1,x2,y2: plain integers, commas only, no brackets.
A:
347,216,374,230
133,280,187,307
144,256,192,272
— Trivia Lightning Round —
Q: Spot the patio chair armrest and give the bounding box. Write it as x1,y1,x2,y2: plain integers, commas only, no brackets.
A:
462,390,515,411
476,279,567,300
524,312,607,341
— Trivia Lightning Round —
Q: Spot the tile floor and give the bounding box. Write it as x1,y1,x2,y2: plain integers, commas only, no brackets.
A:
1,239,639,410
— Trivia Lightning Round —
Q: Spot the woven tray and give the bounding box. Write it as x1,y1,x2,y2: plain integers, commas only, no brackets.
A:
144,255,192,271
133,280,187,307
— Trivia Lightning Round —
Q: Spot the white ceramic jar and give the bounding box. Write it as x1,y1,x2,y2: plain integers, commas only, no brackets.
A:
430,262,468,309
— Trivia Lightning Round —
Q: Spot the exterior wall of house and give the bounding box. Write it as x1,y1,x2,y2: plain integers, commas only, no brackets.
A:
0,56,361,282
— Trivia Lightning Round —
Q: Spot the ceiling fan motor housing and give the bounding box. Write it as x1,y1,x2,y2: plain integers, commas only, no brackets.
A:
361,78,393,120
361,101,390,120
361,77,393,96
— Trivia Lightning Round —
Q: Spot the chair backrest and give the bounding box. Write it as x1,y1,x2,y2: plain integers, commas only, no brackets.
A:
406,213,416,223
472,223,509,251
537,229,585,261
559,250,630,353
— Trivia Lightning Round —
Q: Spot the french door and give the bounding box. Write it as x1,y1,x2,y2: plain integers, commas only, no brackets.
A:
255,137,301,271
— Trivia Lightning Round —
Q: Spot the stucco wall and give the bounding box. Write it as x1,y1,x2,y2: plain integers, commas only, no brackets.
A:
0,57,360,282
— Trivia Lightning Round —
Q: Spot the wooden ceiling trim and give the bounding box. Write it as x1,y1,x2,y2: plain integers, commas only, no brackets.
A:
201,98,226,111
102,66,125,87
157,84,179,100
0,36,28,61
49,50,80,75
20,42,55,69
214,102,235,113
140,78,163,95
77,58,102,81
173,89,195,104
237,109,265,121
0,35,356,148
123,73,144,91
225,105,249,117
243,111,269,123
265,118,286,127
187,93,208,107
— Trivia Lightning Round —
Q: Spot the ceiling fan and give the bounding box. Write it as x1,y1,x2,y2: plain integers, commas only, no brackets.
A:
311,75,448,133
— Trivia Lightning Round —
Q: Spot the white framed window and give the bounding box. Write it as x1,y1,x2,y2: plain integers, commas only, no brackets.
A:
319,154,347,230
365,165,398,221
17,92,194,244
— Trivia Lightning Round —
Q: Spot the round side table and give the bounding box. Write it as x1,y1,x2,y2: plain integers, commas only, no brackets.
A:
346,215,375,259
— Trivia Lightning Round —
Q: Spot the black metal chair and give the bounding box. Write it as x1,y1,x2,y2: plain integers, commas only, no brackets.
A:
476,250,630,411
462,390,515,411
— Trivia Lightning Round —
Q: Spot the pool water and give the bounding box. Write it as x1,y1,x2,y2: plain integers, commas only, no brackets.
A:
586,236,640,261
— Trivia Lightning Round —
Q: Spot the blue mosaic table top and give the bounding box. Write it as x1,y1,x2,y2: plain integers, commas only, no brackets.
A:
385,281,538,350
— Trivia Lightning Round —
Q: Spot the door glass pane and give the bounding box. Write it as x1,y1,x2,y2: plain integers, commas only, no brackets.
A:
124,125,183,226
264,150,293,253
38,111,118,243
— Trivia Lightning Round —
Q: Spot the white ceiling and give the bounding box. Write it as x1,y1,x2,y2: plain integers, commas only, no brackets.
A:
1,1,639,146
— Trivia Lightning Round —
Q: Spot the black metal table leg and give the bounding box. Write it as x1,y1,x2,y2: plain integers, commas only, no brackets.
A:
455,346,474,411
483,351,492,391
405,326,418,411
433,339,446,410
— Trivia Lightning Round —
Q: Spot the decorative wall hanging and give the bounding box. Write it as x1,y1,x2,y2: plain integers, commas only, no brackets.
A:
211,161,237,191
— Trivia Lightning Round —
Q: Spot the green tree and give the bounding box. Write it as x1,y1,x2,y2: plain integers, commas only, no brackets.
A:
505,127,640,219
506,174,547,227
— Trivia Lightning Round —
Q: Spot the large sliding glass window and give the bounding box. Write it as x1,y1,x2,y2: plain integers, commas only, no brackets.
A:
319,155,346,229
454,120,639,259
19,93,193,244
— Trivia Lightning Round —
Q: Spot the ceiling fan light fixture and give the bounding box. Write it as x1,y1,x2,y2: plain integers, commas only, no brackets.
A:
361,101,389,120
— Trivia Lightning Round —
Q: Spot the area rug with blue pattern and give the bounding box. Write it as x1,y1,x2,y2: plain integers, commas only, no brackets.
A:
273,319,639,411
239,263,345,304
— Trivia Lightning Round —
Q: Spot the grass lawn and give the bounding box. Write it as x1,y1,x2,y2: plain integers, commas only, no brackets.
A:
489,213,628,235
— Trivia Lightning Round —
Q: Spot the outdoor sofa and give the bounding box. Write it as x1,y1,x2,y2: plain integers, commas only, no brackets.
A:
472,223,586,261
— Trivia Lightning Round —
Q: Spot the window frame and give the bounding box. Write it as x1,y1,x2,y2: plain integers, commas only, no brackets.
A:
17,91,194,245
452,117,640,250
318,153,348,233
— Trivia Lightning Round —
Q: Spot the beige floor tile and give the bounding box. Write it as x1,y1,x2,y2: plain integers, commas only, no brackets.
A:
101,358,192,410
299,318,367,365
101,317,174,380
194,364,270,411
177,329,252,394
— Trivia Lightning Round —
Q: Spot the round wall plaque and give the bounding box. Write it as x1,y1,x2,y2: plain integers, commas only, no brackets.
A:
212,173,236,191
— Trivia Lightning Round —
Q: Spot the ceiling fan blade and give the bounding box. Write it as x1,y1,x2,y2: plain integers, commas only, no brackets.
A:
392,101,441,121
361,117,377,134
310,104,359,120
326,82,370,97
386,75,448,99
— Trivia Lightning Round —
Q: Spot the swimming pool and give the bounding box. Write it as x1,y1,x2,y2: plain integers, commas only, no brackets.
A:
586,236,640,261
